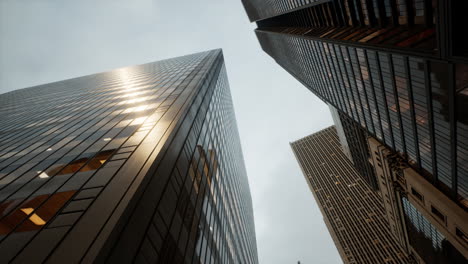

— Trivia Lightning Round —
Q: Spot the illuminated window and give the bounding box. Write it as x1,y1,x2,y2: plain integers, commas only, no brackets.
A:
396,29,435,48
79,150,115,172
0,191,76,235
20,208,46,225
44,149,116,177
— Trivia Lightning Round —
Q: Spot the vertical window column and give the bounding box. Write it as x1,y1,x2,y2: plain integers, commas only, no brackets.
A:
392,54,418,165
429,62,452,193
359,49,383,141
368,50,394,148
379,52,404,154
455,64,468,208
409,57,433,174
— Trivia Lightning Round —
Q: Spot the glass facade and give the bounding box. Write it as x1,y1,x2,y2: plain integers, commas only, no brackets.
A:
335,110,379,190
0,49,258,263
240,0,327,22
254,0,436,53
242,0,468,210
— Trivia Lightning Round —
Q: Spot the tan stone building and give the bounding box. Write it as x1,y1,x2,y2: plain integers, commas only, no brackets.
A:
291,126,412,264
368,137,468,264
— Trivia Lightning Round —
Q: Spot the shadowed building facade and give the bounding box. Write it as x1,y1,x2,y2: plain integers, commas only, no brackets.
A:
0,50,258,263
368,137,468,263
291,126,412,264
242,0,468,212
330,106,379,190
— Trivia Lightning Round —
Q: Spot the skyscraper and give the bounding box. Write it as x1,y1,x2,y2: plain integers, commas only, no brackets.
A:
291,126,411,264
0,50,258,263
330,106,379,190
242,0,468,213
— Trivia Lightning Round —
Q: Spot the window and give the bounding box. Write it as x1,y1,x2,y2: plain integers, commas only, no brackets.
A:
402,197,465,263
430,205,446,223
44,149,116,177
411,187,424,202
0,191,76,235
456,228,468,244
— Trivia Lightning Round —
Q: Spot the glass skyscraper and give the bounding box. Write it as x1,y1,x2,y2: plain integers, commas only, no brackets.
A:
0,49,258,263
241,0,468,211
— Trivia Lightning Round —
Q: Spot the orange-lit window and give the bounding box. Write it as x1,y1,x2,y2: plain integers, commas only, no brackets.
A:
358,29,390,43
79,150,115,172
0,191,76,235
44,149,116,177
396,28,435,47
368,28,405,44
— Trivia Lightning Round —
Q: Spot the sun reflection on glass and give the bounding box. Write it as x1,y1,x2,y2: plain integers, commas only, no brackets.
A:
124,105,148,113
118,97,149,105
116,69,157,120
132,117,147,125
37,171,49,178
120,91,148,98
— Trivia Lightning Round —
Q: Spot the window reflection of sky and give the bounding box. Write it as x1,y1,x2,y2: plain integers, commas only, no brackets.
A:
402,197,444,249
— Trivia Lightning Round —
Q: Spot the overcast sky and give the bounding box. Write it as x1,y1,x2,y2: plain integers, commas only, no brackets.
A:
0,1,339,263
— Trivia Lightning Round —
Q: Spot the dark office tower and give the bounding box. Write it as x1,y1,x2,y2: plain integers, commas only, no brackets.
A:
242,0,468,211
330,106,378,190
0,50,258,264
291,127,411,264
